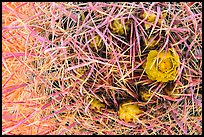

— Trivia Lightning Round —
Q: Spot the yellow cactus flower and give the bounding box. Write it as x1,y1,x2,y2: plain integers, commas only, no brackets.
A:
89,35,103,51
110,19,130,35
145,49,180,82
89,98,106,112
118,100,142,123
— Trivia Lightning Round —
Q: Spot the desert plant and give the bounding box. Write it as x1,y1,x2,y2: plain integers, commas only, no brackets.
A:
2,2,202,135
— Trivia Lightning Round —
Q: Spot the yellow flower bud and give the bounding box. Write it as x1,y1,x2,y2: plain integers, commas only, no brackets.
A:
118,100,142,123
144,23,152,30
141,11,156,30
89,98,106,112
89,35,103,51
147,13,156,22
141,11,167,28
141,11,156,22
110,19,130,35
